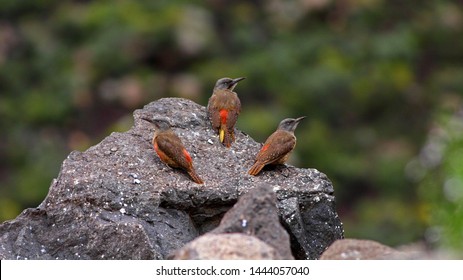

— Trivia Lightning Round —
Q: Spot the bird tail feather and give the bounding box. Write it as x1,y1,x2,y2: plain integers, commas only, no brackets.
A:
248,162,264,176
188,169,204,184
219,125,234,148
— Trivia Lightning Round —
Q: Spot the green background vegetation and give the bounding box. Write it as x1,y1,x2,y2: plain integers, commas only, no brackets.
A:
1,0,463,255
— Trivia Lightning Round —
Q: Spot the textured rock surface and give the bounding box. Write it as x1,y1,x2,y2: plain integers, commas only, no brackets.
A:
210,183,293,259
320,239,452,260
0,97,343,260
172,183,293,259
320,239,405,260
172,233,281,260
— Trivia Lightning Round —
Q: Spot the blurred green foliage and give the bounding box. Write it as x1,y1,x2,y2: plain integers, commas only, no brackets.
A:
1,0,463,251
415,99,463,256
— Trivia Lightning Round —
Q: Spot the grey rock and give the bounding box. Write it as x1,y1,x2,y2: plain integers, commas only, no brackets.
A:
320,238,406,260
172,183,294,259
320,239,456,260
0,97,343,260
210,183,294,259
172,233,281,260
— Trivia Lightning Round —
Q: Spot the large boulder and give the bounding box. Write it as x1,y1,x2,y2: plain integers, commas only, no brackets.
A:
172,183,294,259
320,239,407,260
171,233,281,260
0,98,343,260
320,238,449,260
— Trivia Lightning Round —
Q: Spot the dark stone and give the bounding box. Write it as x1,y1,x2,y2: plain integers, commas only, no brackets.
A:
279,188,345,259
0,97,343,260
210,183,294,259
171,183,294,259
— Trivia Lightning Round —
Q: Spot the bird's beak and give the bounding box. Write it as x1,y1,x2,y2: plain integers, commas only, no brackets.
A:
232,77,246,85
141,117,161,129
228,77,245,90
141,116,154,123
295,116,306,123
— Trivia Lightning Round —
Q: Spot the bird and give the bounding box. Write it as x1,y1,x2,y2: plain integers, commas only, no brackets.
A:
248,116,306,176
142,117,204,184
207,77,245,148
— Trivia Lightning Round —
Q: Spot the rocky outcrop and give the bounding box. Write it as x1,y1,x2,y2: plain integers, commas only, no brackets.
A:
320,239,406,260
0,98,343,260
320,238,451,260
171,233,281,260
172,183,293,259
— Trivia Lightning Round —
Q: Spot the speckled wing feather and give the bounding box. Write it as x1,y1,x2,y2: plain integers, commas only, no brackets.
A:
155,131,190,169
207,94,220,131
154,131,203,184
256,130,296,165
225,94,241,132
248,130,296,176
255,130,296,166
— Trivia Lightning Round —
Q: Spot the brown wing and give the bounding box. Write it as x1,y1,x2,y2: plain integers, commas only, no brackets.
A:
225,93,241,130
155,131,192,170
208,90,241,130
254,130,296,165
207,94,221,130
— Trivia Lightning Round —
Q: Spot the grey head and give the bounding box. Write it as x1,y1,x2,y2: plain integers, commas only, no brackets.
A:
277,116,306,133
141,116,171,132
214,77,246,91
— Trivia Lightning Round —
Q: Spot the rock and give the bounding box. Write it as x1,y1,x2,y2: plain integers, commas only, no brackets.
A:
172,233,281,260
210,183,294,259
171,183,294,259
0,97,343,260
320,238,407,260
